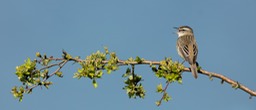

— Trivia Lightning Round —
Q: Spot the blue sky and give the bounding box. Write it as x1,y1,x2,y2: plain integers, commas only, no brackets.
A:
1,0,256,110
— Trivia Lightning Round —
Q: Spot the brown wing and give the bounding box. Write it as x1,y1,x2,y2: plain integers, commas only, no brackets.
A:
177,35,198,64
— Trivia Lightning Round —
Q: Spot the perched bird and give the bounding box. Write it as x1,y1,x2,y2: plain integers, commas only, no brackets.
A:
175,26,198,79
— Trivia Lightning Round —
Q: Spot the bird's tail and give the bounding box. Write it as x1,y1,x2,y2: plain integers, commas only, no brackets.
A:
190,64,198,79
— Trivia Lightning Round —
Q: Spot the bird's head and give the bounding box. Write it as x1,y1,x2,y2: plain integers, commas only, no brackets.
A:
174,26,194,37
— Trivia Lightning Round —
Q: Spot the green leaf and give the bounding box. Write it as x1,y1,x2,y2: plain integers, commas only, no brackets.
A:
19,86,24,93
122,68,131,77
96,70,103,78
151,65,157,72
135,56,143,63
104,47,109,54
56,71,63,78
155,101,161,106
126,67,131,74
178,78,182,84
42,59,50,66
19,96,23,102
73,73,81,79
93,79,98,88
11,86,24,102
163,93,171,102
63,51,72,60
36,52,41,58
107,69,112,74
156,84,163,93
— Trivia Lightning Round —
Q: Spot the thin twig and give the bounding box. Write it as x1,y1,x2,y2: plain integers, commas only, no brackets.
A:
47,60,67,78
157,82,170,106
26,60,68,92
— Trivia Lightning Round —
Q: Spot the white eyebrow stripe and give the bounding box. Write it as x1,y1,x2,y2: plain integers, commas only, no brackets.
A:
182,28,191,31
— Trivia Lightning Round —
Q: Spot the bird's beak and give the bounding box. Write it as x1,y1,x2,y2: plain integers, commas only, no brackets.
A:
173,27,178,35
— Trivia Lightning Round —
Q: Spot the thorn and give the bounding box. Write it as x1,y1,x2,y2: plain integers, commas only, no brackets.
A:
236,81,240,88
209,73,213,81
249,95,253,99
221,79,224,84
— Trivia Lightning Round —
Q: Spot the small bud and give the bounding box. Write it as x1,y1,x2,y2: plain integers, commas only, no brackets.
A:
36,52,41,58
43,54,47,59
104,47,109,54
56,71,63,78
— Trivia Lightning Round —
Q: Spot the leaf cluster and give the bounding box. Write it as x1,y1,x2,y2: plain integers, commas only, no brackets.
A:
73,48,119,88
151,57,184,106
12,52,67,101
12,48,187,106
152,57,183,83
122,66,145,99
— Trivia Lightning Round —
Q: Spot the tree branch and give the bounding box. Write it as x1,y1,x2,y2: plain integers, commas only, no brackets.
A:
13,53,256,102
40,58,256,97
193,68,256,97
98,59,256,97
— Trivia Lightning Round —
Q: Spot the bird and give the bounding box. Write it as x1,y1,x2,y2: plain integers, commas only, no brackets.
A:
174,26,198,79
